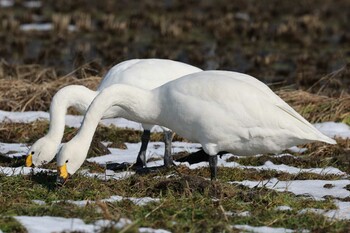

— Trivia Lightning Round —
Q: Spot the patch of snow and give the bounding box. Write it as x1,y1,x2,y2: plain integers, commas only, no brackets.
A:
80,169,135,181
0,0,13,7
0,142,28,157
126,196,160,206
177,154,344,176
233,178,350,200
88,142,201,165
224,211,234,216
0,166,54,176
108,195,158,206
235,12,250,21
271,153,295,158
14,216,131,233
15,216,95,233
32,200,46,205
139,228,171,233
233,224,295,233
300,201,350,220
275,205,292,211
247,161,345,176
288,146,308,153
15,215,169,233
19,23,76,32
0,111,49,123
48,195,159,207
20,23,52,31
23,1,42,8
314,122,350,139
236,211,251,217
99,195,159,206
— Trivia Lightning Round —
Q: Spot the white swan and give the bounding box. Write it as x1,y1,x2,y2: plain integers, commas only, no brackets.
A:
57,70,336,181
26,59,202,168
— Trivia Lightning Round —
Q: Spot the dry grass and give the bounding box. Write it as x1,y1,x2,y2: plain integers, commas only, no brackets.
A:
0,74,101,111
277,90,350,124
0,61,349,125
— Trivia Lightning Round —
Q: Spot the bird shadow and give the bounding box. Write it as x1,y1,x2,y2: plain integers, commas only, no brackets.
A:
29,170,59,191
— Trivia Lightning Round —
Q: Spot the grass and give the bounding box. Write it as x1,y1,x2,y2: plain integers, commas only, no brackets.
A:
1,170,349,233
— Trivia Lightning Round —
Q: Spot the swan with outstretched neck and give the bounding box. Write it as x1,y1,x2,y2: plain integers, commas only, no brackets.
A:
25,59,202,168
57,70,336,182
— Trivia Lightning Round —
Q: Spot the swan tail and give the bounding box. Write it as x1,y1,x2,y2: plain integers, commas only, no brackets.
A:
314,133,337,145
276,104,337,145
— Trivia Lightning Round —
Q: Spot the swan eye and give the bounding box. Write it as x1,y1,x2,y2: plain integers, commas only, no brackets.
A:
66,160,69,163
31,151,35,155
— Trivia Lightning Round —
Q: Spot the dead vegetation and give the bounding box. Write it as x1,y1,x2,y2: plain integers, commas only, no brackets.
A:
277,89,350,124
0,59,101,111
0,60,349,125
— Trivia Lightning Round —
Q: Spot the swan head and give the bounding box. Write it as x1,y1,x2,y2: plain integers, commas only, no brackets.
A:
26,137,58,167
56,140,87,185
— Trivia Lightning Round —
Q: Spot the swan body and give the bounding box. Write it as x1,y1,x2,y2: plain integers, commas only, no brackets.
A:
57,70,335,180
26,59,202,167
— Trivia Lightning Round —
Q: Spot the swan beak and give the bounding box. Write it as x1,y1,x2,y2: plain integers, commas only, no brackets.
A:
57,164,69,185
25,154,33,167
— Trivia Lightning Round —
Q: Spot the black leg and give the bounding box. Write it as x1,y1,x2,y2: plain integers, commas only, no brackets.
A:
106,130,150,171
163,131,174,167
135,130,175,174
134,129,151,167
209,155,218,181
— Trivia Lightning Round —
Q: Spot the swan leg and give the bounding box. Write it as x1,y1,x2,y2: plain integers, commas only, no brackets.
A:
106,130,150,171
163,130,175,167
209,155,218,181
134,129,151,167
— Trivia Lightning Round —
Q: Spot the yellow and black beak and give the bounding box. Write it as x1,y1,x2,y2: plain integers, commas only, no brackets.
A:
57,163,69,185
25,154,33,167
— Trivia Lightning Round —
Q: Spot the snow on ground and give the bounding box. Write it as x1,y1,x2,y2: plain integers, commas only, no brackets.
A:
233,178,350,200
314,122,350,139
300,201,350,220
33,195,160,207
139,228,171,233
0,142,28,157
0,0,41,8
23,1,42,8
0,110,164,131
0,0,13,7
19,23,76,32
14,216,132,233
88,141,201,165
0,166,53,176
14,216,170,233
233,224,296,233
176,154,345,176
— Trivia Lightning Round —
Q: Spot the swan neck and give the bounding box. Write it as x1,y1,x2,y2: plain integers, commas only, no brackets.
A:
77,84,160,149
46,86,97,142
